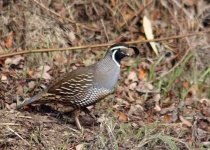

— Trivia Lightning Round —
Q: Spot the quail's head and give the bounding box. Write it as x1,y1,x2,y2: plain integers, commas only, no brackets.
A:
106,43,139,66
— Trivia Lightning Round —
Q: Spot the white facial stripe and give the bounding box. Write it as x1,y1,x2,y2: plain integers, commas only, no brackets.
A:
110,45,128,51
112,50,120,67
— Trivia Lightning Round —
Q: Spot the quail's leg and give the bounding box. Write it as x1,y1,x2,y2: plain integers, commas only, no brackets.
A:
74,109,82,130
83,107,97,120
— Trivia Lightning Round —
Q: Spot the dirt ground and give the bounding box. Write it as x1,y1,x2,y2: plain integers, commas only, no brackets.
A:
0,0,210,149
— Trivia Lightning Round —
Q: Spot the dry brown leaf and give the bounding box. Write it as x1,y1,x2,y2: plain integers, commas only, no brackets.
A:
136,81,154,93
190,85,197,96
154,94,161,111
68,31,76,44
37,65,51,72
5,56,24,65
136,97,143,104
27,70,34,77
5,31,14,48
161,101,173,108
199,98,210,105
183,82,190,89
9,103,17,110
138,67,147,81
28,81,36,89
126,90,135,102
34,65,52,79
111,0,116,6
129,82,137,90
115,111,128,122
125,71,138,84
128,71,138,81
179,115,192,127
97,114,108,123
12,56,24,65
160,105,176,115
164,115,171,123
54,53,64,64
6,103,17,110
145,83,154,90
35,72,51,80
154,104,161,111
125,14,132,21
4,58,12,65
16,85,23,95
153,11,160,20
128,105,144,116
1,75,8,83
115,98,130,106
76,143,84,150
155,94,161,103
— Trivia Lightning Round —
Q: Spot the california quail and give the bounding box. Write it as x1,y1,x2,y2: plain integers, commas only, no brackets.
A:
17,43,139,130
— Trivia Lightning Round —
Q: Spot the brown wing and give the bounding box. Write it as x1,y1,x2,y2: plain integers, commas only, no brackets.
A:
46,65,95,105
17,65,96,109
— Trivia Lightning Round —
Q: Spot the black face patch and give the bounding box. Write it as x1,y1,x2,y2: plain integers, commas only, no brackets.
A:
113,49,129,64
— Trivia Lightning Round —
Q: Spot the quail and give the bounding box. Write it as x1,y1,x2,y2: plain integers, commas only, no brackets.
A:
17,43,139,130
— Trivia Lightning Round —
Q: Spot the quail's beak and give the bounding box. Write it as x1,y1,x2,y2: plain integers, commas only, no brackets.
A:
120,48,130,57
124,51,130,57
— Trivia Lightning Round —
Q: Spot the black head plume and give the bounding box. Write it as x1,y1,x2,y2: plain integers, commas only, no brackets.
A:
129,46,140,56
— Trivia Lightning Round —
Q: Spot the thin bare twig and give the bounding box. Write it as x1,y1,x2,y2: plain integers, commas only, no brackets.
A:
0,29,210,58
0,123,19,126
17,116,32,119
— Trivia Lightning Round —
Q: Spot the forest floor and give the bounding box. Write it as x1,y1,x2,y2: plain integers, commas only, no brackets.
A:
0,0,210,149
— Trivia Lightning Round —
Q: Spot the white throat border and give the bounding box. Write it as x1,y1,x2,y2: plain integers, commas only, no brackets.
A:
112,50,120,67
110,46,128,68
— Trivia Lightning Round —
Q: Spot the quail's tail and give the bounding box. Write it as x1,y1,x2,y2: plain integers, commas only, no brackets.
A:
16,93,43,109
